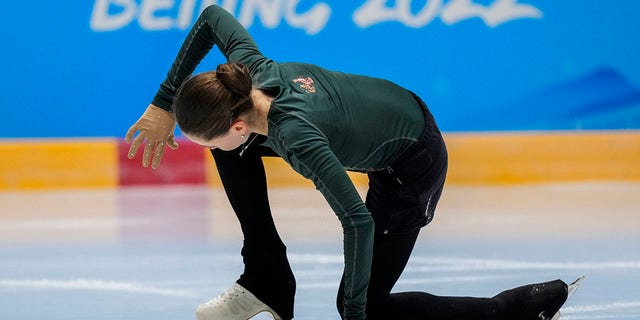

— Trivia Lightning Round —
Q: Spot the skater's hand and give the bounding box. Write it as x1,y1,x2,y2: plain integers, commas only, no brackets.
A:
125,104,179,169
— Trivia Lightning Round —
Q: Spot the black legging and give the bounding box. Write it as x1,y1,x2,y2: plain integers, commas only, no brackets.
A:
211,142,296,320
335,230,568,320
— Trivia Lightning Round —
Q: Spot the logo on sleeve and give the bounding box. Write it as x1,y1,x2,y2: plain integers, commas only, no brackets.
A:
292,76,316,93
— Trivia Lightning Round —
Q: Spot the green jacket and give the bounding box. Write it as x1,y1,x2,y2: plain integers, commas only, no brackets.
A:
153,5,425,319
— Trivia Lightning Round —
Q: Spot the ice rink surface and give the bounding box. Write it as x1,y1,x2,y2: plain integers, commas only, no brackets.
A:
1,183,639,319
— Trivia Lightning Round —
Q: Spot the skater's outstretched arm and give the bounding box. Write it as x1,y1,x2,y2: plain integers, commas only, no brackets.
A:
126,5,269,168
153,5,267,112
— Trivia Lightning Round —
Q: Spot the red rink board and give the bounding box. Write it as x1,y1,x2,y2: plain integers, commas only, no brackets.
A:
118,138,206,186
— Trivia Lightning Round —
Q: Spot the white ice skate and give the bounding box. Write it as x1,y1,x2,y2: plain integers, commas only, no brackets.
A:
548,276,585,320
196,283,282,320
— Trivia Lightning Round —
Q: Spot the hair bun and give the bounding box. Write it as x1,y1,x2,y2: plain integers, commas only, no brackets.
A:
216,62,252,98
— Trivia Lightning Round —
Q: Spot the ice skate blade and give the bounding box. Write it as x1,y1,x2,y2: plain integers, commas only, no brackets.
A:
549,276,585,320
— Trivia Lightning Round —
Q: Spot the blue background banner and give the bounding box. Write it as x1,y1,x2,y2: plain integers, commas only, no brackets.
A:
2,0,639,137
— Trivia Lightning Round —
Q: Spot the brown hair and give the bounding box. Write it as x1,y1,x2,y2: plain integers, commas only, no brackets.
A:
172,62,253,140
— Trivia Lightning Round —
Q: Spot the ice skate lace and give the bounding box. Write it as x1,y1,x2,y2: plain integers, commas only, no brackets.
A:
202,284,281,320
212,285,245,303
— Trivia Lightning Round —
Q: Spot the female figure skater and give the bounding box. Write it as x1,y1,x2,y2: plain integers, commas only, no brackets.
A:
126,5,577,320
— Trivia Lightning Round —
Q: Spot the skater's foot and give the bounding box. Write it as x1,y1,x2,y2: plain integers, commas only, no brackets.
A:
494,279,569,320
196,283,282,320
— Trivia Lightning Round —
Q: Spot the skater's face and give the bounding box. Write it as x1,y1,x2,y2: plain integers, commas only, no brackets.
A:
185,120,248,151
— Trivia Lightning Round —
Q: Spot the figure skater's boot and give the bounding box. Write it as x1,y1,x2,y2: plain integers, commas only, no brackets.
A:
493,279,569,320
196,283,282,320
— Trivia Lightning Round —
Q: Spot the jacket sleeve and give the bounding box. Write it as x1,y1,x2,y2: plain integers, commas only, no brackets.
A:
269,114,374,320
152,5,267,111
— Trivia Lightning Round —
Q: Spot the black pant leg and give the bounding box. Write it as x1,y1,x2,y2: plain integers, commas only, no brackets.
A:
335,230,490,320
335,229,498,320
211,144,281,244
336,230,419,319
210,141,295,319
366,230,421,318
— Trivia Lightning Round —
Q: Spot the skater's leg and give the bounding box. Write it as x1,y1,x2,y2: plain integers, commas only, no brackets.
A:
363,229,567,320
335,230,419,319
336,130,567,319
211,141,295,319
335,228,568,320
389,280,568,320
335,229,500,320
370,232,499,320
